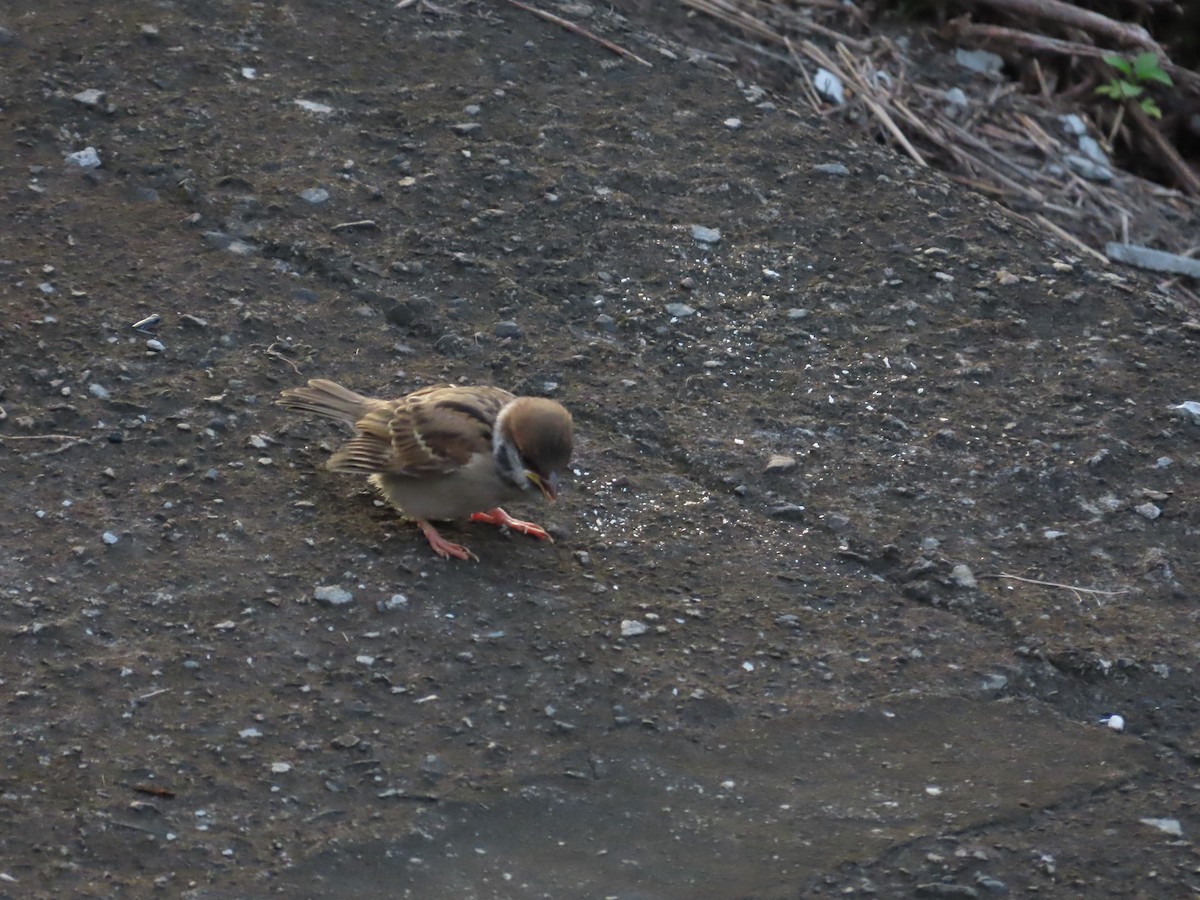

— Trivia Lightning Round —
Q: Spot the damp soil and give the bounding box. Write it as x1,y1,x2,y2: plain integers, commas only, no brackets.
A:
2,2,1199,897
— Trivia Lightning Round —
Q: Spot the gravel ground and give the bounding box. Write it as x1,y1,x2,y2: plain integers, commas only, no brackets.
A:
1,1,1198,897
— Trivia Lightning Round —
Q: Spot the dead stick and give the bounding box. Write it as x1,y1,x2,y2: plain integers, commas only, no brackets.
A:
967,0,1161,53
683,0,870,52
979,572,1129,596
1035,213,1110,263
1127,103,1200,198
506,0,652,68
801,41,926,166
785,37,826,115
945,21,1200,91
0,434,86,442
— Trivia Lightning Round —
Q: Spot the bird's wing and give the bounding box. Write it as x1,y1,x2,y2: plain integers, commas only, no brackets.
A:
382,385,514,475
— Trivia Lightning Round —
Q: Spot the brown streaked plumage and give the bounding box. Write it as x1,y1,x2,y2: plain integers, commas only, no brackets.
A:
277,379,573,560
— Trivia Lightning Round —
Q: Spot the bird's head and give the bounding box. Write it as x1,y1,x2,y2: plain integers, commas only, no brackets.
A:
494,397,574,501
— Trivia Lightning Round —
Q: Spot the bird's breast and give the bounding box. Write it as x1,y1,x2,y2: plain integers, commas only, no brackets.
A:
369,453,525,521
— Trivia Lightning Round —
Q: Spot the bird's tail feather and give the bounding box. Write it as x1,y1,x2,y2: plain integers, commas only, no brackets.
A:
277,378,375,426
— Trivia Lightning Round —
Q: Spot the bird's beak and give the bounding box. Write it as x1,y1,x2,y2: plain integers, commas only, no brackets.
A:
528,471,558,502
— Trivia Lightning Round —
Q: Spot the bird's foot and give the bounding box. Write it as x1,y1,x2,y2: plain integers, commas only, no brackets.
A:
417,520,478,561
470,508,553,542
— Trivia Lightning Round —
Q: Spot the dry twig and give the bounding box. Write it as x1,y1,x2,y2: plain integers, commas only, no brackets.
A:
967,0,1162,54
683,0,869,52
0,434,86,442
979,572,1130,605
507,0,653,67
944,20,1200,91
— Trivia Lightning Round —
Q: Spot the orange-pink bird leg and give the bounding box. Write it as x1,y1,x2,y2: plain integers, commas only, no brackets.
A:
417,520,478,561
470,508,554,542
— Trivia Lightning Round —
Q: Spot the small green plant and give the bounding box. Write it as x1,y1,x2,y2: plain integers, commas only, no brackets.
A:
1096,52,1173,119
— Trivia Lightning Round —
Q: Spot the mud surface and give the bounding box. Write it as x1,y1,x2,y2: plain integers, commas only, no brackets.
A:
2,2,1199,897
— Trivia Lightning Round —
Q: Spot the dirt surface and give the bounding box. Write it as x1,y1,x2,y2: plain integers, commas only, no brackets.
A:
2,1,1200,897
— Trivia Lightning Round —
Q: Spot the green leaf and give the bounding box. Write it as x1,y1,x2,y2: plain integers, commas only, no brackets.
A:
1132,53,1172,85
1117,81,1144,99
1141,98,1163,119
1095,83,1119,99
1103,54,1132,76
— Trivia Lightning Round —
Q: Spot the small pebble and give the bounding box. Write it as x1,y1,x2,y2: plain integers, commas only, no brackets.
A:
377,593,409,612
770,504,806,522
299,187,329,204
65,147,102,169
294,99,333,114
723,117,742,130
763,454,796,474
949,564,977,588
813,163,850,177
620,620,648,637
1140,817,1183,836
1063,153,1112,182
1101,713,1125,732
1134,502,1161,520
914,884,979,899
1169,401,1200,424
494,320,523,339
89,383,111,400
313,585,354,606
146,339,166,352
813,68,845,104
665,302,695,318
690,225,720,244
944,87,969,108
102,531,120,545
974,874,1009,895
72,89,106,109
980,674,1008,692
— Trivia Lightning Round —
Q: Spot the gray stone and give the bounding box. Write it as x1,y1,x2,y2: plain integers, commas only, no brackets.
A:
763,454,796,474
494,320,523,339
72,89,107,109
314,585,354,606
944,87,968,108
1107,244,1200,278
955,48,1003,77
1134,502,1161,520
770,504,806,522
620,620,648,637
949,564,977,588
1064,153,1113,182
812,163,850,176
65,147,101,169
377,593,409,612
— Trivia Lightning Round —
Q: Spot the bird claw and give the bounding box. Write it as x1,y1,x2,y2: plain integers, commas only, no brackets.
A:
470,508,553,542
418,520,478,561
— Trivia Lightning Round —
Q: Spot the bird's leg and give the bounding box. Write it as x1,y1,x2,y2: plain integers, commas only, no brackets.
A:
469,508,553,542
417,520,478,561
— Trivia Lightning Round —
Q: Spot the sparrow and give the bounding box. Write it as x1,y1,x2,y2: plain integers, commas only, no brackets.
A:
277,378,573,561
